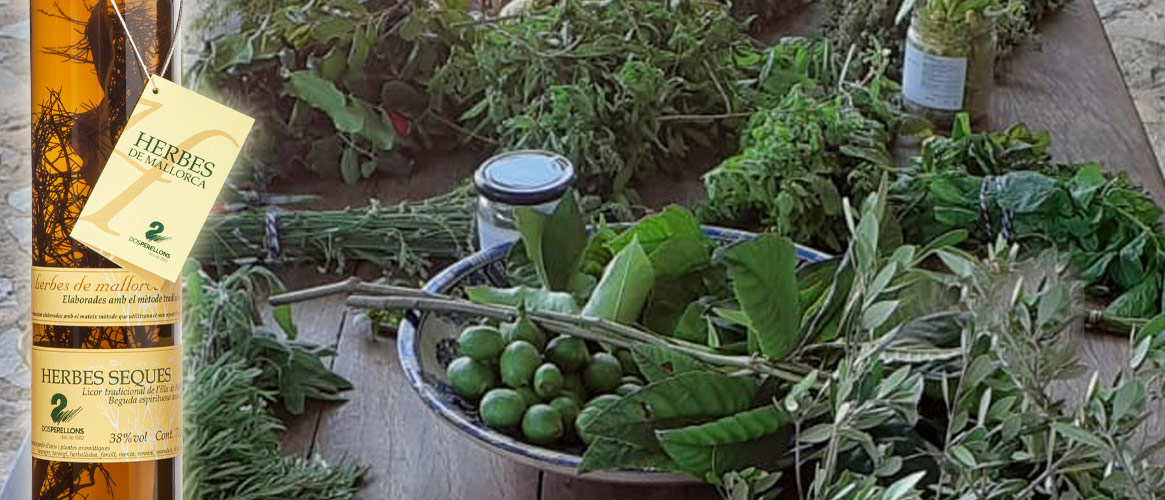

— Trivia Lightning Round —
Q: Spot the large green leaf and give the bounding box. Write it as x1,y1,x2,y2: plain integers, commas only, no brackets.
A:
648,237,712,279
581,238,656,324
352,99,396,151
580,372,758,451
287,71,363,133
515,191,587,291
609,206,708,255
631,344,712,383
724,235,802,360
580,437,679,473
656,405,792,476
465,286,578,314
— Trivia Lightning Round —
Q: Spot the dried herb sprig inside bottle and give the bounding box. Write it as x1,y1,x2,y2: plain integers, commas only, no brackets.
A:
899,0,997,127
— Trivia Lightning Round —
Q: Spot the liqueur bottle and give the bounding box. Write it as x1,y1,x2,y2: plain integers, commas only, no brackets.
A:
30,1,181,499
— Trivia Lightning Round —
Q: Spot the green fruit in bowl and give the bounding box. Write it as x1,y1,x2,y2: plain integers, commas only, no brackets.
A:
583,352,623,394
500,340,542,388
533,363,566,400
522,404,564,445
616,383,642,396
515,387,540,406
480,388,527,429
549,396,581,434
561,373,586,402
546,336,589,372
458,325,505,361
446,357,495,400
614,348,640,377
501,316,547,351
576,394,622,444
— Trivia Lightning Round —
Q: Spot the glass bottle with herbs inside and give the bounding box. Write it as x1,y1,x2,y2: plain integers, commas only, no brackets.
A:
899,0,996,127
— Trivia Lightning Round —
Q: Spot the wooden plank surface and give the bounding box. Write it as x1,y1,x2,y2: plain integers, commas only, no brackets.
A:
274,0,1164,498
307,298,541,499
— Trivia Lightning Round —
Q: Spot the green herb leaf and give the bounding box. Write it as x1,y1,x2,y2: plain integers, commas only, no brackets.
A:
287,71,364,133
724,235,802,360
464,286,578,314
656,405,792,477
514,191,587,292
581,238,656,324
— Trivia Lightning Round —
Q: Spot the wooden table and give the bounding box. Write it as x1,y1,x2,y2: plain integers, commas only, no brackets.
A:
273,2,1164,499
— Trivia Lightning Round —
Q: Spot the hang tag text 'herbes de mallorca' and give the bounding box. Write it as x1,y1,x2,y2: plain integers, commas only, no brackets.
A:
72,76,254,286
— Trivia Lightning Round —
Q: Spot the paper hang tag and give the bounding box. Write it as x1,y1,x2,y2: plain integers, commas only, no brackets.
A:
71,76,254,286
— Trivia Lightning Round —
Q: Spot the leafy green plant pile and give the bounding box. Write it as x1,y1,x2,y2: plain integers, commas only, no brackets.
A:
697,80,906,253
427,1,842,195
363,189,1165,499
197,188,475,277
822,0,1072,73
193,0,444,183
896,118,1165,320
183,264,362,499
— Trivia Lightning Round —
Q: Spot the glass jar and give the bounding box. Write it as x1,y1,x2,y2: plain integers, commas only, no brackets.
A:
902,8,995,127
474,150,576,250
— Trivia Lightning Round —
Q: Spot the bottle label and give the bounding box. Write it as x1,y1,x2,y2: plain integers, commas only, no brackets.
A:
70,76,254,286
902,41,968,111
31,266,181,327
31,345,182,462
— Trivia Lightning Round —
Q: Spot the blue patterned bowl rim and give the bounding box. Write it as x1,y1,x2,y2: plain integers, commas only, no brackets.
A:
397,226,830,472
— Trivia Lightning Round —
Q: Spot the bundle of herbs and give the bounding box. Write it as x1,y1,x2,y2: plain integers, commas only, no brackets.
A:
196,189,475,277
342,188,1165,499
426,1,843,196
183,264,362,500
822,0,1071,73
192,0,450,183
896,117,1165,321
697,76,910,253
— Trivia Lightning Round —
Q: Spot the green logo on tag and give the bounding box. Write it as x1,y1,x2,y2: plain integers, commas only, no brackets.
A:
145,221,171,242
50,394,82,424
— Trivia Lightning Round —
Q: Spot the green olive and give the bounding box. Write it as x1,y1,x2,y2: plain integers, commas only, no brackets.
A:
458,325,506,361
522,404,564,445
515,387,540,407
499,340,542,388
613,348,641,377
533,363,565,400
583,352,623,394
546,336,589,372
616,383,642,396
621,375,645,385
549,396,581,434
480,388,527,429
561,374,587,403
446,356,495,401
500,315,547,351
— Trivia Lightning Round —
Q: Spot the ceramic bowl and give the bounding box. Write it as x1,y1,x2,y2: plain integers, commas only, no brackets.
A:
397,226,829,483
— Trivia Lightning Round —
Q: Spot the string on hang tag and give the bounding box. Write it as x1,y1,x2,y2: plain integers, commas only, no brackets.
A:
108,0,185,94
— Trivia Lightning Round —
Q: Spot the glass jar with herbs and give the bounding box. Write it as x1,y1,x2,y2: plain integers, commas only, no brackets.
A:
901,0,996,127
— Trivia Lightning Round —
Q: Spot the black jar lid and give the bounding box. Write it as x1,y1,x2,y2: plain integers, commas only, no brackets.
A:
474,150,576,205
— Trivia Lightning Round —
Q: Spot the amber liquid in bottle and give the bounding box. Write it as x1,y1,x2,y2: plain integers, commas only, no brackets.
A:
30,1,178,499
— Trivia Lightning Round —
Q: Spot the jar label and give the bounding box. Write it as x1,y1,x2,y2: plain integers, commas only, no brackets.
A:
31,345,182,463
902,41,968,111
31,266,181,327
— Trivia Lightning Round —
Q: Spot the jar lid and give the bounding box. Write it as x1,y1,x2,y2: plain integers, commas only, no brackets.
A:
474,150,576,205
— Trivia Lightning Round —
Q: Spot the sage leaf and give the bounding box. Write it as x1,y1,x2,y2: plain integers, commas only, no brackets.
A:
287,71,364,133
